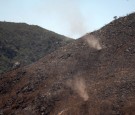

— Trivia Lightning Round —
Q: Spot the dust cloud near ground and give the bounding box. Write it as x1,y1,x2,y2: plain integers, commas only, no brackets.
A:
66,77,89,101
85,35,102,50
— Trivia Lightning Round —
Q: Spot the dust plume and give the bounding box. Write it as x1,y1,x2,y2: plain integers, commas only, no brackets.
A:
66,77,89,101
85,35,102,50
40,0,88,38
57,108,69,115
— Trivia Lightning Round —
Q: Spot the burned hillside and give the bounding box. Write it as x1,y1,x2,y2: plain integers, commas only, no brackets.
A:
0,12,135,115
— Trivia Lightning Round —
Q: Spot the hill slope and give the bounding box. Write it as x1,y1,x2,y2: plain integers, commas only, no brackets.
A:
0,12,135,115
0,22,73,74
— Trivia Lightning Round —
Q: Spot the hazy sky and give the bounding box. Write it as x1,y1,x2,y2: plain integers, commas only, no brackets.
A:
0,0,135,38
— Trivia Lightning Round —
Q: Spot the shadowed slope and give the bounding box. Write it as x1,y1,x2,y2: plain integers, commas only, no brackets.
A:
0,22,73,74
0,13,135,115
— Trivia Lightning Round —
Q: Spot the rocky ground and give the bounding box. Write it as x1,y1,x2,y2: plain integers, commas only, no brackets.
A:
0,22,73,74
0,12,135,115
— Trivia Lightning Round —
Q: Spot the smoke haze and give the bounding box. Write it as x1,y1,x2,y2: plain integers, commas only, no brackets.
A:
40,0,88,38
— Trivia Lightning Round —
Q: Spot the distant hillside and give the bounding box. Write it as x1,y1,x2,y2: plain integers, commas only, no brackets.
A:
0,22,74,74
1,12,135,115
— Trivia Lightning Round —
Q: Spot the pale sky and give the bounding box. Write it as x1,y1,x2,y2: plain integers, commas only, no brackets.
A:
0,0,135,38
